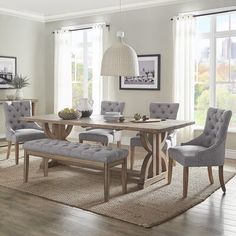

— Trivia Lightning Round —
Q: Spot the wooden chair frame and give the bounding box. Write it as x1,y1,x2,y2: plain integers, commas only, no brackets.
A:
168,158,226,198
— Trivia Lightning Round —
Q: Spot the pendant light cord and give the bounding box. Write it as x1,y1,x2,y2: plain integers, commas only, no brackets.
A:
119,0,122,32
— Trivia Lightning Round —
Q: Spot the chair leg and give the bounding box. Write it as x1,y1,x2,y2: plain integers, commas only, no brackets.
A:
24,151,29,183
6,141,12,159
117,141,121,148
79,139,83,144
122,158,127,194
219,165,226,193
208,166,214,184
130,145,135,170
15,142,19,165
43,158,49,177
183,167,189,198
168,158,173,184
104,163,110,202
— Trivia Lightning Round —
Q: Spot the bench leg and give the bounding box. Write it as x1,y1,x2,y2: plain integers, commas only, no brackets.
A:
104,163,110,202
122,158,127,194
24,151,29,183
43,158,49,177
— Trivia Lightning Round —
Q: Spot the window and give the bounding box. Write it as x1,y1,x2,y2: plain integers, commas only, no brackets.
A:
71,30,94,108
195,13,236,128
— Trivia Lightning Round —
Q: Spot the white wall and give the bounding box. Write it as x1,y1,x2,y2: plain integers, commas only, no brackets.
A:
44,0,236,149
0,14,45,114
44,0,236,115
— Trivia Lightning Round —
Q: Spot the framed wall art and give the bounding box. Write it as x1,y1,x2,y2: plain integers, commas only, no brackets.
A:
0,56,17,89
119,54,161,90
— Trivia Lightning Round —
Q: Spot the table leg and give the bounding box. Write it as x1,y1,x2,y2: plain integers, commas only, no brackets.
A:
138,131,168,189
40,122,73,168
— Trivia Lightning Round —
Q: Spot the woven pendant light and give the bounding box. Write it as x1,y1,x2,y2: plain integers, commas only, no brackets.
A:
100,1,139,77
101,31,139,76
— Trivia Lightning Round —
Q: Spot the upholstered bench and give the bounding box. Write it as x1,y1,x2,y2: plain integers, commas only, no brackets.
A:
23,139,128,202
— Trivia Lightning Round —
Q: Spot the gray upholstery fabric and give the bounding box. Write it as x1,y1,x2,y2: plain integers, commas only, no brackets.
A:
79,129,113,145
100,101,125,115
79,101,125,145
149,103,179,119
12,129,47,143
24,139,128,163
130,103,179,148
4,101,46,143
168,107,232,167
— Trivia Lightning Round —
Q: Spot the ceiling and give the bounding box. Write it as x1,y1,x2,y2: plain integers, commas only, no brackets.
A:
0,0,193,22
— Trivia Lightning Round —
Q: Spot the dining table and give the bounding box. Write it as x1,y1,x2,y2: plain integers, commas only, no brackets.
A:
21,114,194,189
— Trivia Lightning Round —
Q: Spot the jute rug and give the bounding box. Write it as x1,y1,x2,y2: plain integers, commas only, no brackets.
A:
0,146,235,228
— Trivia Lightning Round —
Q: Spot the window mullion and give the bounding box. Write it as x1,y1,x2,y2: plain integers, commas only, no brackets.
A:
210,15,216,107
83,31,88,98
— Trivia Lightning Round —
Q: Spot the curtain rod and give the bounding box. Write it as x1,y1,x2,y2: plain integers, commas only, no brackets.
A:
170,8,236,21
52,24,110,34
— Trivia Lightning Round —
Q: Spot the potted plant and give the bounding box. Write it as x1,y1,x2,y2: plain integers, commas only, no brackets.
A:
11,75,30,100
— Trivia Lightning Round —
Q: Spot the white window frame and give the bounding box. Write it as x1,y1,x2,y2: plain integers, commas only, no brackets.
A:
195,13,236,132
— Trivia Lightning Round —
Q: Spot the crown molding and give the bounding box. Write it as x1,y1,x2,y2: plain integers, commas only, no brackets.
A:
45,0,193,22
0,7,44,22
0,0,193,23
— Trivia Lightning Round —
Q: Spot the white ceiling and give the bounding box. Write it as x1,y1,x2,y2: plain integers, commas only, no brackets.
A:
0,0,192,22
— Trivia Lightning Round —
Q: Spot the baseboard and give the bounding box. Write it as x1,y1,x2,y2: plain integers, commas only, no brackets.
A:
226,149,236,160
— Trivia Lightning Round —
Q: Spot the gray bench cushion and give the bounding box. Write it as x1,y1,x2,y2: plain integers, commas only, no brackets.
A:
24,139,128,163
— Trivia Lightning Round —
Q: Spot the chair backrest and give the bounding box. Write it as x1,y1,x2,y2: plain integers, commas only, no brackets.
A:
101,101,125,115
201,107,232,147
149,103,179,119
4,101,35,130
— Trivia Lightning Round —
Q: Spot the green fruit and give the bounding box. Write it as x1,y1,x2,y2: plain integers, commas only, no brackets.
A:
134,113,141,120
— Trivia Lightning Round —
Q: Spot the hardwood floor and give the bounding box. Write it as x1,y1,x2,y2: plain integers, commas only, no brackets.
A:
0,159,235,236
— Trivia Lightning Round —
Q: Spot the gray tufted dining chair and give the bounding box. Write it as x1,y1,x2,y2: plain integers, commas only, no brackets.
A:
79,101,125,147
4,101,46,165
168,107,232,198
130,103,179,170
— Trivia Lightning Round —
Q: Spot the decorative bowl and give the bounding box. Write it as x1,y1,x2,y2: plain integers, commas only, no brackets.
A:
58,110,81,120
80,110,93,118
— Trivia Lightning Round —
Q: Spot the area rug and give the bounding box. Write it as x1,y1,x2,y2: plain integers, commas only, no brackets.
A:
0,146,235,228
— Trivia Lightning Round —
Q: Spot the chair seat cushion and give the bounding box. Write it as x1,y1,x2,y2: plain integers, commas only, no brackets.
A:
130,136,142,146
79,129,114,145
13,129,47,143
168,145,208,167
24,139,128,163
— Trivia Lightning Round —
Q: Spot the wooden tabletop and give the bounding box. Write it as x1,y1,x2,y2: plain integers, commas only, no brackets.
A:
22,114,195,133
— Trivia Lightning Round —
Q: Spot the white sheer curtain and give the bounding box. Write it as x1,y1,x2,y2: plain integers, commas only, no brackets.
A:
54,30,72,112
92,23,105,115
173,15,196,142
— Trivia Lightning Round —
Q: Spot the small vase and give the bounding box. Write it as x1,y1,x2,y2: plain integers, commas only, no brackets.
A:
15,89,23,100
78,98,94,117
